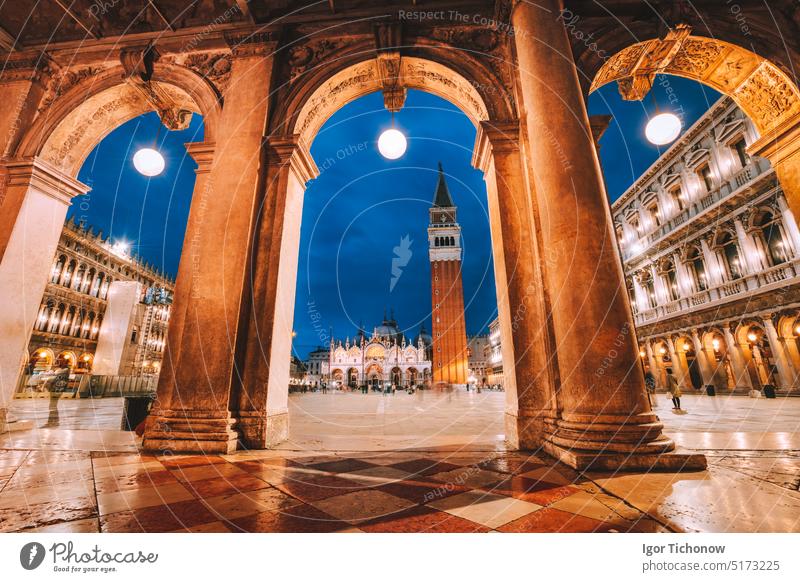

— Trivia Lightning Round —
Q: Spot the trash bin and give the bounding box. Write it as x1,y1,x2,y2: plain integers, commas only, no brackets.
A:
763,384,776,399
705,385,716,396
121,396,154,431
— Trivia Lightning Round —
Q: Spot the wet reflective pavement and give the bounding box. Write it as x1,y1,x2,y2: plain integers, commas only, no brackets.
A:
0,392,798,532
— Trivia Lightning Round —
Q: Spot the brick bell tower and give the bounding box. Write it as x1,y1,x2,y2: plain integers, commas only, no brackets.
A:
428,162,468,386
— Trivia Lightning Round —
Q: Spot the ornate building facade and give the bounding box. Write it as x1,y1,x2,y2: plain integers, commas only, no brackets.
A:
328,314,432,390
428,163,469,385
614,97,800,394
24,218,174,384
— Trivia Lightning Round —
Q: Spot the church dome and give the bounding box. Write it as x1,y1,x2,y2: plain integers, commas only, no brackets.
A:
374,310,403,342
415,324,432,346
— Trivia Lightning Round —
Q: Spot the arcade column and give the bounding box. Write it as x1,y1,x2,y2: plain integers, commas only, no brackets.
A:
511,0,704,470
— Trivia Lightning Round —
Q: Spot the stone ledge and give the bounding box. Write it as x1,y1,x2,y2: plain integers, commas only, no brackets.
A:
543,440,707,472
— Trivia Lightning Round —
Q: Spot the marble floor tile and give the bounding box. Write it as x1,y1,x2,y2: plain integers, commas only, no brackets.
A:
26,517,100,533
338,465,413,486
97,481,194,516
100,499,217,533
201,486,302,521
229,503,349,533
429,467,507,489
427,490,542,529
361,505,490,533
311,489,416,524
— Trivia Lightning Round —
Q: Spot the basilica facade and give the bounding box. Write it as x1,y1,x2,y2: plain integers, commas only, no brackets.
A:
614,96,800,395
328,314,432,390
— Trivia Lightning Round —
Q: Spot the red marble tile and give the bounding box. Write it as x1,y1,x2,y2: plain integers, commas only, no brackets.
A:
307,458,376,474
478,456,549,475
273,474,362,503
94,469,180,494
159,455,227,469
390,459,462,477
5,467,94,490
229,503,348,533
497,508,615,533
485,477,580,505
25,450,90,465
184,474,271,497
361,505,490,533
170,461,249,482
376,479,468,504
0,496,96,533
100,499,218,533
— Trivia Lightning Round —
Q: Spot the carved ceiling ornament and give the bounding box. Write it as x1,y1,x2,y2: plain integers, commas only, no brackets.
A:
37,64,110,117
293,56,491,145
41,88,148,172
286,38,351,83
590,32,800,137
120,44,193,131
165,51,233,97
733,61,800,134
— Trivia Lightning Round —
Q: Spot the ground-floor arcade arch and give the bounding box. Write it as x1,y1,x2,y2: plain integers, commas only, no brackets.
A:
138,0,700,471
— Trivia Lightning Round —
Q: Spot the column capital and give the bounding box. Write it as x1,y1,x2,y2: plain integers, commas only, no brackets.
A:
184,141,216,174
224,31,280,59
0,51,58,87
748,115,800,165
266,134,319,184
1,156,89,203
472,120,521,173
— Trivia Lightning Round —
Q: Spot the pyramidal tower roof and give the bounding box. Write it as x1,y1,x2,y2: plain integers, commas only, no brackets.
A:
432,162,455,208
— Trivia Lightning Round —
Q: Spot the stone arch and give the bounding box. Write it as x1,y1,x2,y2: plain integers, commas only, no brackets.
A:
589,33,800,140
275,48,515,147
15,63,221,178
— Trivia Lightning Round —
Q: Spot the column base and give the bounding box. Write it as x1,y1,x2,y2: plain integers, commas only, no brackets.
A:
142,411,239,454
541,413,706,472
0,409,34,433
542,440,707,472
237,411,289,449
505,412,547,450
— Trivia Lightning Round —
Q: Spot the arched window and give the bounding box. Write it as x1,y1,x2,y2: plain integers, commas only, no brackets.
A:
450,236,455,246
645,198,660,228
641,271,656,308
83,312,95,339
72,264,86,291
51,255,66,284
661,260,678,301
61,260,76,287
716,231,742,280
72,310,85,337
59,306,76,335
669,184,684,211
687,247,707,291
36,301,53,331
81,267,95,294
754,210,788,266
48,303,65,333
91,315,102,340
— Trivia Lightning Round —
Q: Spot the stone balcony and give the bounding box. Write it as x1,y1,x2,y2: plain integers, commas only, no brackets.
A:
621,157,773,262
634,256,800,326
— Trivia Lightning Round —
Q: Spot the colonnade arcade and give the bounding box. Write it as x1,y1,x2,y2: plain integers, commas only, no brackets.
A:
2,0,799,471
641,311,800,395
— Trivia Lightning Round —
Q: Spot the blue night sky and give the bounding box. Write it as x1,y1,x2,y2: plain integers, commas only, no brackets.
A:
75,77,721,359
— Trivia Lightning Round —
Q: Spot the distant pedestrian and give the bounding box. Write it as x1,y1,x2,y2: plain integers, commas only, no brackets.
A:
666,368,682,410
644,370,656,393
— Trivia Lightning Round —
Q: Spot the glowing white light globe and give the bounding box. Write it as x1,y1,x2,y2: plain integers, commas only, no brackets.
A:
645,113,682,145
133,148,165,176
377,128,407,160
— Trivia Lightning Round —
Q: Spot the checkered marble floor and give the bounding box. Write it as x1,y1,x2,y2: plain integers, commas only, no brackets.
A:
0,448,668,533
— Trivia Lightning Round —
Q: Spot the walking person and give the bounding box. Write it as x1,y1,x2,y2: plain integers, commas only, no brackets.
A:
666,368,682,411
644,369,656,407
